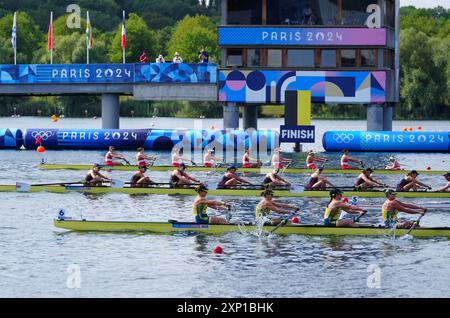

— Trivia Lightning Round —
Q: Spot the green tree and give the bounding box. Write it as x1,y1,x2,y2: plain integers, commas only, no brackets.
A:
167,15,218,63
0,11,43,63
108,13,158,63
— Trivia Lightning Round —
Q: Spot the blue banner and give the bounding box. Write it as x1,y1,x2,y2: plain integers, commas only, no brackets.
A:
323,131,450,152
280,125,315,143
36,64,134,83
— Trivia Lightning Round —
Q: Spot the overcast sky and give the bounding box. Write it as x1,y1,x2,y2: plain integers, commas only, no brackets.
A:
401,0,450,8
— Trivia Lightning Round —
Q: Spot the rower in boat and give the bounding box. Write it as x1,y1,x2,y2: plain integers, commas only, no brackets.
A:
323,189,367,227
136,147,156,167
355,168,388,190
437,172,450,192
305,150,327,169
396,170,432,192
218,166,252,188
305,167,335,190
170,163,201,188
243,148,262,168
193,185,230,224
105,146,128,166
385,156,401,170
171,148,195,167
271,147,293,169
255,189,299,225
130,165,155,188
382,188,427,228
262,168,291,189
341,149,364,170
203,149,222,168
84,164,110,186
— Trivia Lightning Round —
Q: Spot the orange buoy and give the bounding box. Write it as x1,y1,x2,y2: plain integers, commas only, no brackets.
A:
408,127,413,131
36,146,45,153
292,216,300,224
417,126,423,131
51,114,57,122
403,128,408,132
209,125,216,130
343,197,349,203
213,246,223,254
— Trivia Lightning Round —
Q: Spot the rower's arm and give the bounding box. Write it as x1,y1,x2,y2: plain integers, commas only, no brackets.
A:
313,156,327,162
397,201,425,210
273,201,297,210
416,180,431,189
186,173,200,183
236,176,251,184
268,202,291,214
278,175,291,185
437,183,450,192
99,172,110,180
348,157,362,164
340,203,366,214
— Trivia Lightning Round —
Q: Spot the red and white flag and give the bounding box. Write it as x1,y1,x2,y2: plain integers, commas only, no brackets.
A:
47,12,53,52
121,10,126,49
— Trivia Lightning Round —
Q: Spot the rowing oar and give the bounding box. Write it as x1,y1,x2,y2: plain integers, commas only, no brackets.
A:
28,181,83,187
405,213,425,235
353,210,368,222
269,209,300,234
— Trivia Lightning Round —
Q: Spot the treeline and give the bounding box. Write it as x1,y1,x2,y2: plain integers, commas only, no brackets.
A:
0,3,449,119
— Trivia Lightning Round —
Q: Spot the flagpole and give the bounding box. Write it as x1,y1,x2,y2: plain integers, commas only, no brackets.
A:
13,12,17,65
86,11,90,65
122,10,126,64
50,11,53,65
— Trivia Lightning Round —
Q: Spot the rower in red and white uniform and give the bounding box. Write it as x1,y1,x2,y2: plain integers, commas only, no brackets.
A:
385,156,401,170
135,147,156,167
305,150,327,169
340,149,363,170
271,147,293,169
203,149,222,168
171,148,195,167
105,146,128,166
242,148,262,168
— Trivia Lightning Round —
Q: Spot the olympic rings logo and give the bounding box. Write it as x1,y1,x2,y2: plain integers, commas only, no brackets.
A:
332,133,355,144
31,130,54,141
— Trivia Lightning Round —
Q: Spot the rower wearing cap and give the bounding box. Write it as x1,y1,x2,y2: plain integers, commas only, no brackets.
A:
203,149,222,168
271,147,293,169
171,148,195,167
85,164,110,186
385,156,401,170
396,170,432,192
355,168,387,190
105,146,128,166
130,165,154,188
262,168,291,188
437,172,450,192
242,148,262,168
341,149,363,170
305,150,327,169
193,185,230,224
382,189,427,228
170,163,201,187
135,147,156,167
323,189,367,227
255,189,299,225
306,168,335,190
218,166,252,188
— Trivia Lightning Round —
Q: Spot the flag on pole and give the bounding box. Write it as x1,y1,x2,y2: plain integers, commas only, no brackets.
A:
47,12,53,51
121,11,126,49
86,11,93,49
11,12,17,49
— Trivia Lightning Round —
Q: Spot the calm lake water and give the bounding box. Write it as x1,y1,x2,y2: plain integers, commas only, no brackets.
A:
0,117,449,298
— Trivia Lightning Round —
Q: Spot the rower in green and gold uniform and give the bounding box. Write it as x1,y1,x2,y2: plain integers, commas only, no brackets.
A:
323,189,367,227
382,188,427,228
255,189,299,225
192,185,230,224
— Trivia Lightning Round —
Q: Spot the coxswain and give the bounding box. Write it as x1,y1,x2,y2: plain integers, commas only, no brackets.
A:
218,166,252,188
305,150,327,169
130,165,154,188
170,163,201,187
385,156,401,170
323,189,367,227
171,148,195,167
396,170,432,192
262,168,291,188
355,168,387,190
105,146,128,166
85,164,110,186
136,147,156,167
242,148,262,168
437,172,450,192
341,149,363,170
382,189,427,228
203,149,222,168
255,189,299,225
305,168,335,190
271,147,293,169
193,185,230,224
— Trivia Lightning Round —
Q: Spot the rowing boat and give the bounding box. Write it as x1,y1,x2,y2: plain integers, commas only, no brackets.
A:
38,164,447,175
4,184,449,198
53,219,450,238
